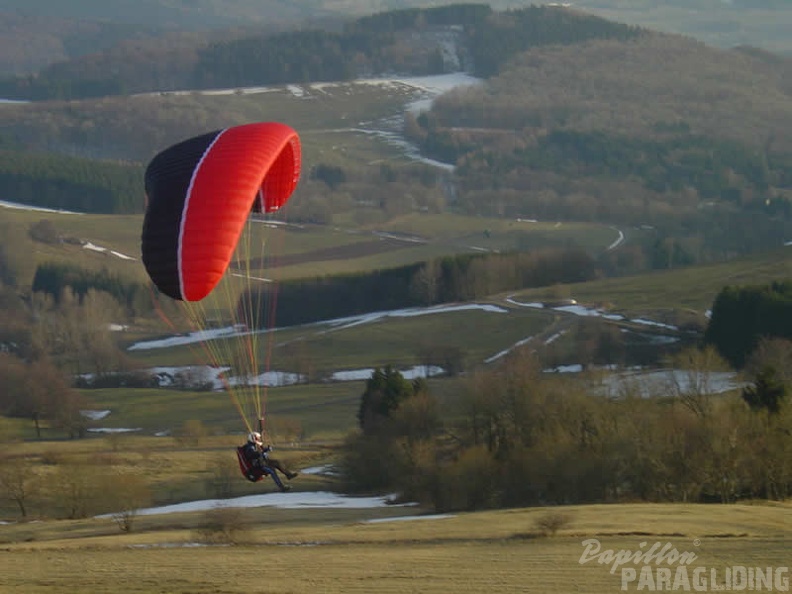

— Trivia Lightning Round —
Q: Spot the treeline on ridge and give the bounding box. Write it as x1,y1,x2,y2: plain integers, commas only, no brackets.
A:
0,5,644,100
31,261,147,313
239,248,597,327
0,150,143,214
25,247,597,332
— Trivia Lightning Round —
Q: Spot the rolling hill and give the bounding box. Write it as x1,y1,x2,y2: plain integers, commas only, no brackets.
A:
1,5,789,360
1,6,790,591
2,1,790,77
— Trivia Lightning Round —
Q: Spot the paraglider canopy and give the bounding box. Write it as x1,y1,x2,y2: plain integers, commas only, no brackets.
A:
141,122,301,302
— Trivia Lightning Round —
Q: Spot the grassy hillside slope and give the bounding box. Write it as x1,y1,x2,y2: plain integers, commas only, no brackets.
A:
510,247,792,315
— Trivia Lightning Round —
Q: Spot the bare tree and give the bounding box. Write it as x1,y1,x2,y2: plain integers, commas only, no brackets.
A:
206,454,237,498
746,337,792,386
54,462,102,519
195,506,251,544
0,353,28,418
269,416,303,445
416,342,466,377
174,419,208,447
0,223,34,287
106,473,151,533
665,346,731,418
0,456,37,518
409,260,440,305
24,359,89,439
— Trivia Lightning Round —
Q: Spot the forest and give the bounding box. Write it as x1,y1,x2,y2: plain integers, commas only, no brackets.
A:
342,355,791,511
0,150,142,214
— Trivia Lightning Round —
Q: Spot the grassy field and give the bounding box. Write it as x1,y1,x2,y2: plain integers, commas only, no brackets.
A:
0,205,622,289
77,381,363,438
508,247,792,317
0,500,788,594
124,303,550,367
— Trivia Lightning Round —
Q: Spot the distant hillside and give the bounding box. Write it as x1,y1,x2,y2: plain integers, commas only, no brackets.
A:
0,1,513,77
425,32,792,153
3,0,790,77
0,4,642,100
412,30,792,257
0,12,159,76
2,4,790,269
0,0,333,29
0,0,375,77
0,0,521,29
575,0,792,56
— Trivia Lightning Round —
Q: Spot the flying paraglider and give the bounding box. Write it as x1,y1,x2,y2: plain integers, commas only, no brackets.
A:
141,122,302,489
142,122,301,301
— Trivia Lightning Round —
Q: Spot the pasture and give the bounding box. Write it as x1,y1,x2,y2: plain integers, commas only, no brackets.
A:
1,499,789,594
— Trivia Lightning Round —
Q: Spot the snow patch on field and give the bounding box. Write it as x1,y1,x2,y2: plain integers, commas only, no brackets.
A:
113,491,413,517
0,199,80,214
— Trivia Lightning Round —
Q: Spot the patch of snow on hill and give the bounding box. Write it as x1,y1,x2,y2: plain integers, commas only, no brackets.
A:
116,491,412,517
82,241,136,260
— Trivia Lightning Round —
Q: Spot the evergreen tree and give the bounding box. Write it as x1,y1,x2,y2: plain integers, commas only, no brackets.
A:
742,366,787,415
357,366,417,434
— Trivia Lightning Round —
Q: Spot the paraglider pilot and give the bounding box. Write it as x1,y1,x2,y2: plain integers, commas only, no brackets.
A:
240,431,298,492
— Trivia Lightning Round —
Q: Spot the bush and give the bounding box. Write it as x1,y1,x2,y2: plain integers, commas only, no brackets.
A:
174,420,208,447
533,511,573,537
205,453,238,499
433,446,500,512
195,506,251,544
28,220,60,244
340,432,401,492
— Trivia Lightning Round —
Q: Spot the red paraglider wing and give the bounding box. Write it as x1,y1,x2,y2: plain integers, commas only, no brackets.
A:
142,122,301,301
